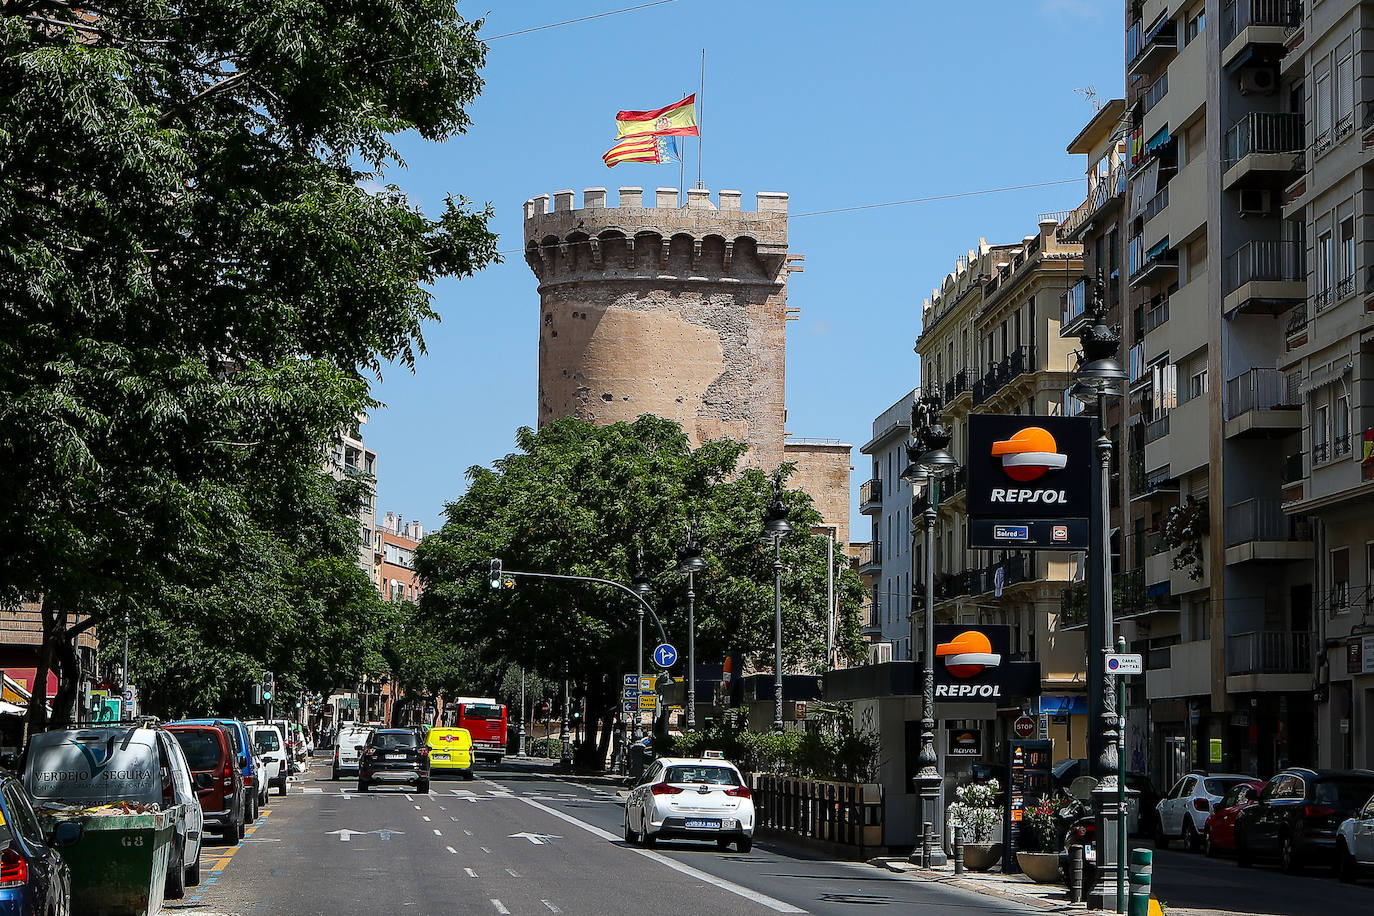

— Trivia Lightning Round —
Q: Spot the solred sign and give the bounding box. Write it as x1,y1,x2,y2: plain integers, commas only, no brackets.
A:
967,415,1093,550
932,625,1041,702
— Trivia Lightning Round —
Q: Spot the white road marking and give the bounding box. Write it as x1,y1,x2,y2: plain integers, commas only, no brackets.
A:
405,794,414,801
464,867,478,878
490,900,509,915
433,829,443,836
422,816,431,822
446,846,458,854
480,846,492,854
519,798,806,914
541,901,561,913
463,829,473,836
505,868,522,878
302,787,323,795
413,805,422,810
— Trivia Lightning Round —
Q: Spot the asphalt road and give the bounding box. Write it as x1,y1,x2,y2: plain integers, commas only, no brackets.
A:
164,756,1034,916
1147,842,1374,916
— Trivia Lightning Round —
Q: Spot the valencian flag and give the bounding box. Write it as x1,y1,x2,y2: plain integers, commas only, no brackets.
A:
603,135,681,168
615,94,699,139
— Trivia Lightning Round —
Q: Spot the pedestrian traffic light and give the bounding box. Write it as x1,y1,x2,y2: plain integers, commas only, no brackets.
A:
489,558,502,589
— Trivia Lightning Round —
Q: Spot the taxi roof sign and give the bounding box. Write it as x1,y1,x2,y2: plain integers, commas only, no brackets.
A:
702,749,724,759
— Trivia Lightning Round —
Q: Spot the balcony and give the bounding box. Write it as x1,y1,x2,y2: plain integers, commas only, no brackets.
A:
1145,297,1170,334
1119,567,1180,620
859,478,883,515
1061,277,1088,336
1146,639,1214,699
1285,301,1308,346
1127,15,1177,78
1221,0,1294,69
942,369,971,405
1058,164,1128,243
945,465,968,501
1224,368,1301,437
1223,240,1306,316
935,569,981,602
1223,113,1304,189
1129,234,1178,287
978,346,1038,406
1145,414,1171,444
1142,72,1169,114
1223,498,1313,564
1226,630,1312,693
1143,185,1169,224
859,540,883,574
1060,581,1088,631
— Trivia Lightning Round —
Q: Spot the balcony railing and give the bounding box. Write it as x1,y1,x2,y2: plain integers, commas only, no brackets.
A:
1146,414,1171,443
1226,630,1312,675
1143,73,1169,113
1145,298,1170,333
1063,278,1088,328
947,465,968,497
1058,164,1128,241
1224,112,1305,169
1060,581,1088,629
1334,433,1353,457
942,369,970,404
860,540,882,568
1225,368,1298,419
1281,451,1305,484
1143,186,1169,223
1224,498,1312,546
1286,302,1308,336
859,478,882,511
1224,240,1305,294
1130,235,1177,279
1128,15,1178,72
1221,0,1293,47
1336,272,1355,301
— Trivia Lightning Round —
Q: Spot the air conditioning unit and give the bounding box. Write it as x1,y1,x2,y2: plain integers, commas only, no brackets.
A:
1237,188,1273,218
1239,68,1279,96
868,642,893,665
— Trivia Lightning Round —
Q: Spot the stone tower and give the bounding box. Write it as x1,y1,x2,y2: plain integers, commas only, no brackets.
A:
523,186,798,472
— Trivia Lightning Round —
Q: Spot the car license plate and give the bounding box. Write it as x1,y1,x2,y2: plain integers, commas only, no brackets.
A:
684,819,721,829
387,754,408,761
433,754,449,760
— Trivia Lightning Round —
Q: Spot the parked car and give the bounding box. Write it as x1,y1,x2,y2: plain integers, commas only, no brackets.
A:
1202,779,1264,857
250,725,289,797
1236,767,1374,873
1051,758,1160,837
357,729,430,793
166,724,247,844
623,755,755,852
173,719,262,821
24,723,203,896
1156,772,1256,851
333,724,374,780
270,720,309,775
1337,789,1374,883
0,771,77,916
425,728,475,780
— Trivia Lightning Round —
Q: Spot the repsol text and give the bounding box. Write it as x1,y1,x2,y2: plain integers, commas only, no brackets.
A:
989,488,1069,504
935,684,1002,698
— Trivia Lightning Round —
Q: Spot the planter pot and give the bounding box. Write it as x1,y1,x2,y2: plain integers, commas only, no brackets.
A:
1016,850,1062,884
961,842,1003,872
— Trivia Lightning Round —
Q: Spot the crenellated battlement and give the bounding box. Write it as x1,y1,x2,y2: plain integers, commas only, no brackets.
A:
524,187,793,285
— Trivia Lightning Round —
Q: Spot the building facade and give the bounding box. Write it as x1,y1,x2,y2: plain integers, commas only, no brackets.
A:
329,417,378,575
375,512,424,603
858,390,917,659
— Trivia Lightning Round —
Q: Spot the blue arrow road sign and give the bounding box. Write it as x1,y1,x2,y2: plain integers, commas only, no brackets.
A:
653,643,678,668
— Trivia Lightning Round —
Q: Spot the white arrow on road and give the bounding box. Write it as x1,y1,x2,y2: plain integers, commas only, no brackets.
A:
326,829,368,842
371,828,406,841
509,832,561,845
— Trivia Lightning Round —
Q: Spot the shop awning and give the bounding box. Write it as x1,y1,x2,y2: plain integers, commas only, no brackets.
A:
1037,695,1088,716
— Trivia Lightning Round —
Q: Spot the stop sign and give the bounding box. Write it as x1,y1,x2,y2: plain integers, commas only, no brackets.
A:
1012,715,1036,739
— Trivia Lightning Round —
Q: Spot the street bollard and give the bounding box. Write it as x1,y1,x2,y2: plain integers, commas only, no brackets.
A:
1068,844,1085,904
953,825,965,875
1128,847,1152,916
921,821,933,868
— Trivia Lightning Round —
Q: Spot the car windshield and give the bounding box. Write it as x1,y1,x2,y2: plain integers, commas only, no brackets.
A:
664,765,738,785
172,731,222,770
1314,778,1374,810
372,732,416,750
254,731,280,752
1204,777,1247,796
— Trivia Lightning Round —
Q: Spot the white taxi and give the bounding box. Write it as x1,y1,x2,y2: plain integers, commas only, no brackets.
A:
623,753,755,852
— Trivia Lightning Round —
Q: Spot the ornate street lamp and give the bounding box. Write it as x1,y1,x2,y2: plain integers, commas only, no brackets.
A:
1068,270,1128,911
762,474,792,733
900,391,959,866
676,524,707,732
631,549,654,740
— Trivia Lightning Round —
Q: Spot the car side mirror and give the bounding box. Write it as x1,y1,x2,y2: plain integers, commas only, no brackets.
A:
51,821,83,849
195,772,216,790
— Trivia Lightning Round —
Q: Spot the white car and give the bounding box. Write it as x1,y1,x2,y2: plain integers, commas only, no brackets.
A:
333,725,374,780
1337,790,1374,883
1156,772,1254,851
623,755,755,852
251,725,290,796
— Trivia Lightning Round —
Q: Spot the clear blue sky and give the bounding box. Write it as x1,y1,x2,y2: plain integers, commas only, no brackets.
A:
367,0,1123,537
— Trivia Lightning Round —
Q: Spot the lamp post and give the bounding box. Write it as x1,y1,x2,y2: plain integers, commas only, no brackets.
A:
517,667,528,758
901,392,959,867
676,524,706,732
1068,270,1128,912
763,474,792,733
632,551,653,740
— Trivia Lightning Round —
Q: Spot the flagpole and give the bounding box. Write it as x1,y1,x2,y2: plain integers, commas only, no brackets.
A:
696,49,705,190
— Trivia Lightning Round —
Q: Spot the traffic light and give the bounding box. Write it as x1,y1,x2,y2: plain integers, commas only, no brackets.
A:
261,671,274,702
489,558,502,589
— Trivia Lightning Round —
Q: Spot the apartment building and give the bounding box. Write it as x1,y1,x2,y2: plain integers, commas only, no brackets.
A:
858,390,917,660
914,224,1089,757
329,417,379,575
1276,0,1374,769
375,512,425,603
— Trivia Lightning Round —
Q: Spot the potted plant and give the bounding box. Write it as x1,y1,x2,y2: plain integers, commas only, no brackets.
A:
946,780,1003,871
1016,796,1066,883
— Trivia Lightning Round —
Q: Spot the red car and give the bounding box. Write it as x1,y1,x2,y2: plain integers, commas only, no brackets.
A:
1203,779,1264,856
167,724,246,842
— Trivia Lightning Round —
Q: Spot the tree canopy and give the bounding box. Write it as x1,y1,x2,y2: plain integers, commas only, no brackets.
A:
415,416,865,764
0,0,498,727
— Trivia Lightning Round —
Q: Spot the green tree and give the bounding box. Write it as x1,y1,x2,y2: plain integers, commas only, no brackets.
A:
0,1,498,732
415,417,866,767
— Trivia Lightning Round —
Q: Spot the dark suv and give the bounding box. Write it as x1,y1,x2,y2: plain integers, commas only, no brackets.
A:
358,729,430,793
1235,767,1374,873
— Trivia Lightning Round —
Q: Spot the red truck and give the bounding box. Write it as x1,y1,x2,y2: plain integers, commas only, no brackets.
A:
453,698,507,765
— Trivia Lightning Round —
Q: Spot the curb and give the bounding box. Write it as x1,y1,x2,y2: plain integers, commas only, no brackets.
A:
867,858,1088,913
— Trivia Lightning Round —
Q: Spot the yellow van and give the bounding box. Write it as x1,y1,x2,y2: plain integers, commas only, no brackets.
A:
426,727,475,779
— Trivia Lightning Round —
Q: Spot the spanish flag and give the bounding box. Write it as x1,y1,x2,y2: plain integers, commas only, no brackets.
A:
615,94,699,139
603,135,678,168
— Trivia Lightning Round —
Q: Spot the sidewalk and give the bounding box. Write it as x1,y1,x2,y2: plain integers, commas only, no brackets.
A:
871,858,1087,913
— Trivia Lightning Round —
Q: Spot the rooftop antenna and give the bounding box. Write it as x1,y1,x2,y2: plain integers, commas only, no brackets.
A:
1074,86,1102,111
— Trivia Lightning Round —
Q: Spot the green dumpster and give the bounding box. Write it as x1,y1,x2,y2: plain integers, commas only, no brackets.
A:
39,807,179,916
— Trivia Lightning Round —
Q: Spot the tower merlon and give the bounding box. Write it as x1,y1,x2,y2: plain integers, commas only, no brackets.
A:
522,188,789,218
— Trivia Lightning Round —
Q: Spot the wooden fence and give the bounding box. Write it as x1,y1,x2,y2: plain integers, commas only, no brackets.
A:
746,774,883,856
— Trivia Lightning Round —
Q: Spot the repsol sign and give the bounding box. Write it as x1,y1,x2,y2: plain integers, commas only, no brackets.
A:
967,415,1092,519
932,624,1042,705
937,683,1003,698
